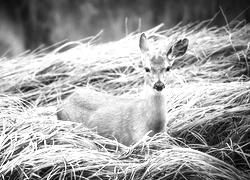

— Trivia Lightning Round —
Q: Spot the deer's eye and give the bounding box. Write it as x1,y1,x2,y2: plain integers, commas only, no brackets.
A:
165,67,171,72
144,67,150,72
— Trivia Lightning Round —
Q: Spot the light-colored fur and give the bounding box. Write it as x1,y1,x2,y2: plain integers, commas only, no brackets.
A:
57,33,188,146
57,86,166,145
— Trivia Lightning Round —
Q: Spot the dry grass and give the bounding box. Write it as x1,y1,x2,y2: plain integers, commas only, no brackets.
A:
1,21,249,106
1,20,250,179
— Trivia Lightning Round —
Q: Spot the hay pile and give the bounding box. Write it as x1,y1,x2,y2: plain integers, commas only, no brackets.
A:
1,20,250,179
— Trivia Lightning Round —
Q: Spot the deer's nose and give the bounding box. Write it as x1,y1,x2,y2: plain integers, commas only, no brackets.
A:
153,80,165,91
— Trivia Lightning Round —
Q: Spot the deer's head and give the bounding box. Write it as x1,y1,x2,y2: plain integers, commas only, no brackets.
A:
139,33,188,92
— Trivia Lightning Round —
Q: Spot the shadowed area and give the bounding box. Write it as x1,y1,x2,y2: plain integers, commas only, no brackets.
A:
0,0,249,56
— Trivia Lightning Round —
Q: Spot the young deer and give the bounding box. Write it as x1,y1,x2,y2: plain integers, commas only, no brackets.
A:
57,33,188,146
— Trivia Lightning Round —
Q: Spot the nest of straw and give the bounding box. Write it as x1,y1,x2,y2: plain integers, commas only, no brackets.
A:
1,20,250,179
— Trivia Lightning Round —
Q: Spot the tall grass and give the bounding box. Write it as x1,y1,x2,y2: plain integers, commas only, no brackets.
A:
1,21,249,106
1,20,250,179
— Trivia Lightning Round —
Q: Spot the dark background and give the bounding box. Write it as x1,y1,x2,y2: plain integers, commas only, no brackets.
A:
0,0,249,57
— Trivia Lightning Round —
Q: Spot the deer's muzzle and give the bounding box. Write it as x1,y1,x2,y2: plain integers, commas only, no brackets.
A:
153,80,165,91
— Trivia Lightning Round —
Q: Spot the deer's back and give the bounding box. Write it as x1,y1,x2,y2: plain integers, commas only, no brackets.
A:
57,88,120,122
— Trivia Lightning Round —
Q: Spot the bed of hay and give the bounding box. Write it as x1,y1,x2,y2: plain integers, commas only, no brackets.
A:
1,20,250,179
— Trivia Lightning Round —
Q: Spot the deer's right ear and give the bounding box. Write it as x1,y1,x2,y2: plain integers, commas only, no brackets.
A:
139,33,149,53
167,38,189,60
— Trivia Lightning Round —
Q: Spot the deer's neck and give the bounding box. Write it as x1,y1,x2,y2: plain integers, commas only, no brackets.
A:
143,88,166,134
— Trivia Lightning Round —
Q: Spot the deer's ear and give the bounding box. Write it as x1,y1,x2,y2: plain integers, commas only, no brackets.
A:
167,38,189,60
139,33,149,53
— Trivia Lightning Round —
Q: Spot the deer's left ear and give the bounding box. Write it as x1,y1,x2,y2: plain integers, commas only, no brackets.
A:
167,38,189,60
139,33,149,53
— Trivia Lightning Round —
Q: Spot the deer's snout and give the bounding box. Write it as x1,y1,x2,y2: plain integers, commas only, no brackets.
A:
153,80,165,91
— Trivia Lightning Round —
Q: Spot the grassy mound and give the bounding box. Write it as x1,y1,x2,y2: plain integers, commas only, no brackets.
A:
1,21,249,106
1,20,250,179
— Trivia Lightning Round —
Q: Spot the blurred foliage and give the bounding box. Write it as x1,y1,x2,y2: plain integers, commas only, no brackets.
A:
0,0,249,56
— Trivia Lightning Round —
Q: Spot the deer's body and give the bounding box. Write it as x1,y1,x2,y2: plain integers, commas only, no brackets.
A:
57,87,166,145
57,34,188,146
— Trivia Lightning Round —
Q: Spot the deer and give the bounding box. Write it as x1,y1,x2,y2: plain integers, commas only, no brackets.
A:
57,33,189,146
